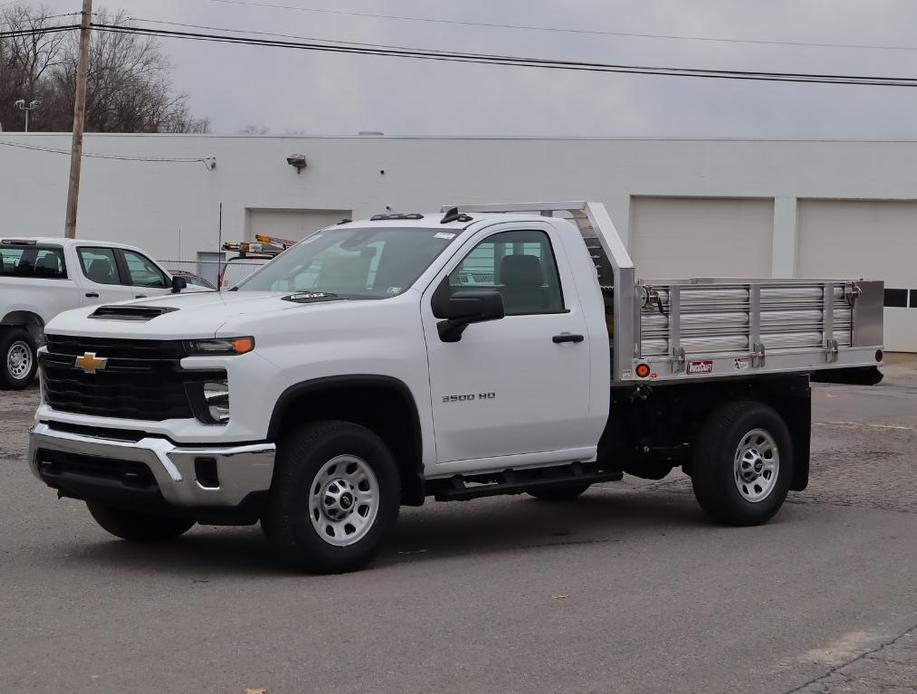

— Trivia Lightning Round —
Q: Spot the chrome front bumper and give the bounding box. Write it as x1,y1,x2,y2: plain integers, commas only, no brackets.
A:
29,422,275,508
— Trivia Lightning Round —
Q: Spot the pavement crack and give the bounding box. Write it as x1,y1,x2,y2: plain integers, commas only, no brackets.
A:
783,623,917,693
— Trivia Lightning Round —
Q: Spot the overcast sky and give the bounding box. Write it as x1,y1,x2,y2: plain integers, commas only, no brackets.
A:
26,0,917,136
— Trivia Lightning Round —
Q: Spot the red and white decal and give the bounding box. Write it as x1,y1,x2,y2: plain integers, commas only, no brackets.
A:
686,359,714,375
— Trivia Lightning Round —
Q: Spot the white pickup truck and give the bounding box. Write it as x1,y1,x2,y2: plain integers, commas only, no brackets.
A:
0,238,189,388
27,203,884,573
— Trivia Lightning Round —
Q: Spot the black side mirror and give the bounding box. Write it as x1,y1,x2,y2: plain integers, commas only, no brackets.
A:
432,281,504,342
170,275,188,294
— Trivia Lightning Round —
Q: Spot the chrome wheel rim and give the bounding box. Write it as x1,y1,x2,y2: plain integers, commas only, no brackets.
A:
308,455,379,547
734,428,779,503
7,340,32,380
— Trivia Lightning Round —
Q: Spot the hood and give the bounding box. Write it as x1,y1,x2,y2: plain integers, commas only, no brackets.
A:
45,290,351,340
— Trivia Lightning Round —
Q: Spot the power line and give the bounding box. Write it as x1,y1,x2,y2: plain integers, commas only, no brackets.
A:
0,139,215,167
0,24,79,38
204,0,917,54
8,19,917,90
90,22,917,88
126,16,455,54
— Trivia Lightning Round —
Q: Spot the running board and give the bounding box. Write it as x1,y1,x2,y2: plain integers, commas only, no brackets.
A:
433,465,623,501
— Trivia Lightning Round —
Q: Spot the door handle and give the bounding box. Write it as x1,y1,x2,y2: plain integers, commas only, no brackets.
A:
85,292,99,298
135,295,147,299
552,333,584,344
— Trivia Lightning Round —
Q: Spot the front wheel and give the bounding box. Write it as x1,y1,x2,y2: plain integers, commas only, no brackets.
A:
691,401,794,526
87,502,195,541
1,328,37,389
262,420,401,574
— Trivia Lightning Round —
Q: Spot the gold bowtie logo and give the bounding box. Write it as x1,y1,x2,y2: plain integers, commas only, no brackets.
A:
74,352,108,374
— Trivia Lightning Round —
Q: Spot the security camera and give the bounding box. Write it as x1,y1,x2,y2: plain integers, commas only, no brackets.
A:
286,154,307,173
14,99,25,109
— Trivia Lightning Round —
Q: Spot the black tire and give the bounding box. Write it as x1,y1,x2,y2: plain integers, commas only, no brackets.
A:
0,328,37,389
262,420,401,574
527,483,592,501
86,502,195,541
691,401,794,526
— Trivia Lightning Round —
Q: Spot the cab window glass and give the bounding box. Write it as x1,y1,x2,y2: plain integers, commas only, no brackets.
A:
122,250,168,288
78,247,120,285
448,230,564,315
0,245,66,279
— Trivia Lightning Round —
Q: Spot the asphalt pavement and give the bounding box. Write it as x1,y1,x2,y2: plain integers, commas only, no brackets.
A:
1,357,915,694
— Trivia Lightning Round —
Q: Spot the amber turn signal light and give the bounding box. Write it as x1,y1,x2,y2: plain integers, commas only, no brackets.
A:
233,337,255,354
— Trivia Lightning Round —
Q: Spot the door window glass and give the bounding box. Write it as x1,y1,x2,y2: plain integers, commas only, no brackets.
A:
448,230,565,315
122,250,168,288
78,247,120,285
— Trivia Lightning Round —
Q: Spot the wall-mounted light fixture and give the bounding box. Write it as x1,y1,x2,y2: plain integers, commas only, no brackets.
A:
286,154,307,173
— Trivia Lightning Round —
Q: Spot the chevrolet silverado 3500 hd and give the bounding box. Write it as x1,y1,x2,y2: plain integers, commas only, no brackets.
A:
28,202,885,573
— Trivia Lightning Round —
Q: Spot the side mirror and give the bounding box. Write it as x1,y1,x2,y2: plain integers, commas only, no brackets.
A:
170,275,188,294
432,282,504,342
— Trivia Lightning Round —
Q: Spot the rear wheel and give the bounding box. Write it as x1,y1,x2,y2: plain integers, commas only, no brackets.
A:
86,502,195,541
262,420,401,574
527,483,591,501
0,328,37,390
691,401,793,526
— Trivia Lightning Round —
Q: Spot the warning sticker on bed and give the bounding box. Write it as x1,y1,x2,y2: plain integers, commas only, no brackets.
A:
687,360,714,375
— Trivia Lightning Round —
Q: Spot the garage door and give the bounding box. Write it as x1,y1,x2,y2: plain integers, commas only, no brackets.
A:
630,197,774,279
797,199,917,352
246,208,352,243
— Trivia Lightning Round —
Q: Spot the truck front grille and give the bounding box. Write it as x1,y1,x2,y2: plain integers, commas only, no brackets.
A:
41,336,221,421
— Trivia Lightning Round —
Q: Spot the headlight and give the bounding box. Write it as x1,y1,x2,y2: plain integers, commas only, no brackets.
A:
186,337,254,355
203,379,230,423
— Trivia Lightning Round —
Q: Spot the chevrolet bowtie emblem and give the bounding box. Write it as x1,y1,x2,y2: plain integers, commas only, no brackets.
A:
74,352,108,374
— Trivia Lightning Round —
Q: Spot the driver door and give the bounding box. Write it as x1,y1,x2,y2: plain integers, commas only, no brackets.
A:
421,223,593,470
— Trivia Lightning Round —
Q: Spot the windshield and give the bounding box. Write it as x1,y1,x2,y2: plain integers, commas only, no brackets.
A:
235,226,459,298
221,258,271,288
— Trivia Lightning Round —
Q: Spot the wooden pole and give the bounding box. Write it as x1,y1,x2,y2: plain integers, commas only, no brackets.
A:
64,0,92,239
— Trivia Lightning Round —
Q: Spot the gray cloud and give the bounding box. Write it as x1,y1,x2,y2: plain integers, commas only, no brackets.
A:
25,0,917,136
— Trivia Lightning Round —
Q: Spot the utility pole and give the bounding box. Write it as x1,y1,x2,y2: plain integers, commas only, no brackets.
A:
64,0,92,239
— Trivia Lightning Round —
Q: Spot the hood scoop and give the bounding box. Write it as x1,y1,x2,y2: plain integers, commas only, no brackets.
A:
89,305,178,321
282,292,342,304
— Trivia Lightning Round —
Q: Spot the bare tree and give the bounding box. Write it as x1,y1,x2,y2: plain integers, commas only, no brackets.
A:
0,4,208,133
0,3,67,131
239,124,271,135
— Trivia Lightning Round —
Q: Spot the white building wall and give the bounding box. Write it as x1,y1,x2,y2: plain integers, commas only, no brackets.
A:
1,134,915,348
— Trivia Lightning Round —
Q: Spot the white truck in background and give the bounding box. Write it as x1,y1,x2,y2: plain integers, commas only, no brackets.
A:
28,203,884,573
0,238,189,388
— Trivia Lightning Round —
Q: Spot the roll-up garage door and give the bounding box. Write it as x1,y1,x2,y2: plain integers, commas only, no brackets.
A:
246,208,352,242
630,197,774,279
797,199,917,352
